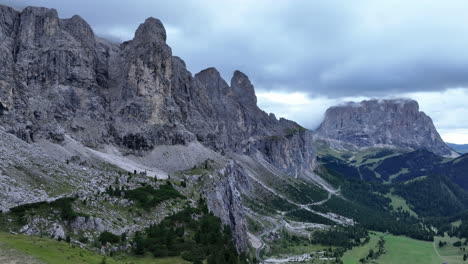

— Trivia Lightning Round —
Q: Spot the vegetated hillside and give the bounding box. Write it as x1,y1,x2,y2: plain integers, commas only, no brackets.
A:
260,163,468,263
313,167,434,241
316,147,410,183
373,149,443,182
317,153,468,236
317,143,468,191
433,154,468,190
131,199,248,263
393,175,468,218
371,151,468,192
319,153,468,258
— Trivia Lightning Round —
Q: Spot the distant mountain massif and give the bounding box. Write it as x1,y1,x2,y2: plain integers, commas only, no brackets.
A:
315,99,454,156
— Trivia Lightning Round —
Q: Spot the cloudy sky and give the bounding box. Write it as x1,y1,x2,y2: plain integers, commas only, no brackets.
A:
3,0,468,143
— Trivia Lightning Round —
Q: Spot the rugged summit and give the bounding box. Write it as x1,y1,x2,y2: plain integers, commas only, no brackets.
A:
0,5,321,252
315,99,452,156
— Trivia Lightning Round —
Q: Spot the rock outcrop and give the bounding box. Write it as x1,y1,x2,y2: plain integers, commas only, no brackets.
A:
205,161,252,252
315,99,452,156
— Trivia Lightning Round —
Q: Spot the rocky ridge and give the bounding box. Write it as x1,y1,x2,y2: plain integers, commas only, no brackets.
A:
0,5,304,154
0,4,322,253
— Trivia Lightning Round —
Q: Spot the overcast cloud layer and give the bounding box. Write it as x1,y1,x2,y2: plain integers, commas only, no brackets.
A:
2,0,468,143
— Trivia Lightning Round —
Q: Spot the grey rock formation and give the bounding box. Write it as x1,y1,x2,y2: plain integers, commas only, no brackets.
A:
315,99,452,156
0,4,319,252
20,218,66,240
252,129,317,177
70,216,105,233
205,161,252,252
0,5,307,155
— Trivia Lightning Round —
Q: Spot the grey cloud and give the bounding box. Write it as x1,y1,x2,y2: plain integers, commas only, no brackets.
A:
2,0,468,98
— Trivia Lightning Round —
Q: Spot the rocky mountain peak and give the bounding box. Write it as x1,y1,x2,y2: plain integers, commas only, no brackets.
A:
197,67,221,77
134,17,167,43
195,67,230,99
15,6,61,50
315,99,453,156
62,15,96,49
21,5,59,19
117,16,173,111
0,5,17,35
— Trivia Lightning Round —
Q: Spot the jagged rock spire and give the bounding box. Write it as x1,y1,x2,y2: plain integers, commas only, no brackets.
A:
195,67,230,100
62,15,96,50
231,70,257,107
133,17,167,43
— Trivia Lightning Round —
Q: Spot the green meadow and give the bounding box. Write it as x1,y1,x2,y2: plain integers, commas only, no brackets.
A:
384,193,418,217
343,232,465,264
0,232,189,264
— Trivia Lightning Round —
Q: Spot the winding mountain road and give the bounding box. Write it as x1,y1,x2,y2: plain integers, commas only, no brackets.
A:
254,188,339,263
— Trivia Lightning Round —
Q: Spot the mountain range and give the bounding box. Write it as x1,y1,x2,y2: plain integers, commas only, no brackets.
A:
0,4,467,264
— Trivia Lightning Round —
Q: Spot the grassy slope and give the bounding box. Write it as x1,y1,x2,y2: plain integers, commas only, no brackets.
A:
0,233,189,264
384,193,418,217
434,235,467,264
343,232,466,264
0,242,44,264
342,234,379,264
269,242,333,258
388,167,409,182
378,234,441,264
316,144,407,183
354,150,400,167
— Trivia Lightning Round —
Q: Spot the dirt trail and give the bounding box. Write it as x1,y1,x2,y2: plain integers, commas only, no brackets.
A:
432,240,442,257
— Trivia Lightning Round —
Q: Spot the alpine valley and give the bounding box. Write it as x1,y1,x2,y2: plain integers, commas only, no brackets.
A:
0,4,468,264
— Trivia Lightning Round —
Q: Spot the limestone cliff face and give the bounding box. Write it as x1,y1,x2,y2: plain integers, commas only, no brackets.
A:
251,129,317,177
315,99,452,156
0,5,106,144
205,161,251,252
0,5,319,251
0,5,309,155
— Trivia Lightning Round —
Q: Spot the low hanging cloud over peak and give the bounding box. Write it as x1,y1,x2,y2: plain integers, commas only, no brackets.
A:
2,0,468,143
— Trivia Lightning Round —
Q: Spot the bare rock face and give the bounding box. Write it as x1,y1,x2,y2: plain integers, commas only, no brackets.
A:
252,129,317,177
0,5,106,145
0,5,310,157
205,161,251,252
189,67,300,152
0,5,17,111
315,99,452,156
70,216,105,233
116,17,173,122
